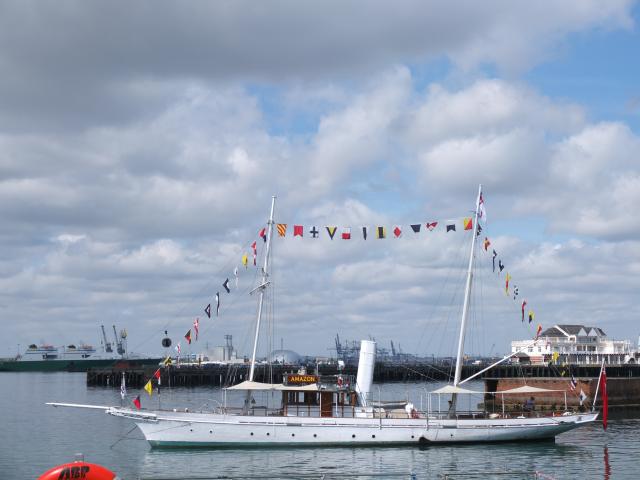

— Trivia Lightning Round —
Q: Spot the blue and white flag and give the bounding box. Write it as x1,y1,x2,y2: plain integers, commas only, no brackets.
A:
579,389,588,406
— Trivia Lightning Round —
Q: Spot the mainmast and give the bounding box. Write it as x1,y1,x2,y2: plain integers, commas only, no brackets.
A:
449,185,482,414
248,196,276,382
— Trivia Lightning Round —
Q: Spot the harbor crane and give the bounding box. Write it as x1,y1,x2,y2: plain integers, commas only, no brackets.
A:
112,325,126,356
100,325,112,353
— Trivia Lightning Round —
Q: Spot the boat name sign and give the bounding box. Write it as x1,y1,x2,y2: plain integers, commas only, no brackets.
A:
286,374,318,385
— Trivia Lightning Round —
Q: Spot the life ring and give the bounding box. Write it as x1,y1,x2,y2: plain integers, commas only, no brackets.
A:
337,376,343,387
38,461,119,480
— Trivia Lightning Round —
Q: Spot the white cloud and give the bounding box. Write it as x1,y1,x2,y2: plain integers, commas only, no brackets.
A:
530,122,640,239
408,80,585,145
307,67,411,194
0,1,632,132
419,128,549,195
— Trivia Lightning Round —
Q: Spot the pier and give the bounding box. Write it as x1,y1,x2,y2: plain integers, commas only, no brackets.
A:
87,362,640,388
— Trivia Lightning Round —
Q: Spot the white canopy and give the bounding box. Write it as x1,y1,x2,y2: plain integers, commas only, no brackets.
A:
430,385,480,395
225,380,319,392
498,385,563,394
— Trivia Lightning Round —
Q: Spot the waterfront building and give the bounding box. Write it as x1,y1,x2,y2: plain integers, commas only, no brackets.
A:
511,324,636,365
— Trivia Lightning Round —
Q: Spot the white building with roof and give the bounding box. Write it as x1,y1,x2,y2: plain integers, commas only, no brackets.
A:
511,324,636,365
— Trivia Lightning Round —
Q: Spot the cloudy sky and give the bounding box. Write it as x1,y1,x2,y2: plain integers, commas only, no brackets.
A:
1,1,639,360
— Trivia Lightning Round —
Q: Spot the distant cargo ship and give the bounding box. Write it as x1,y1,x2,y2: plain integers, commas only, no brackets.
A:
0,325,162,372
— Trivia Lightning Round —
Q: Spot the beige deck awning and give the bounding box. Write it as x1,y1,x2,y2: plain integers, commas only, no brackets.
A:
429,385,481,395
225,380,319,392
498,385,563,394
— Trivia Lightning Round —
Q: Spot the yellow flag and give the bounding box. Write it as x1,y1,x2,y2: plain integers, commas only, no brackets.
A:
144,380,153,397
242,254,248,268
163,356,172,366
552,351,559,363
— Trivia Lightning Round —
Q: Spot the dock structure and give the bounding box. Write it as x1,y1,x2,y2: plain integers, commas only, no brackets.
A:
86,362,640,388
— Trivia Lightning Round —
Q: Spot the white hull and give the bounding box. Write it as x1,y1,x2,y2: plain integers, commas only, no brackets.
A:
107,407,598,447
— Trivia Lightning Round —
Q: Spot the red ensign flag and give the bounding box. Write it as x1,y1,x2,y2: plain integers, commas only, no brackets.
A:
601,366,608,430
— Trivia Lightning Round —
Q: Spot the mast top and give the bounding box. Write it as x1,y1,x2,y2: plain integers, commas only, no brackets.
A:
453,185,483,387
248,196,277,382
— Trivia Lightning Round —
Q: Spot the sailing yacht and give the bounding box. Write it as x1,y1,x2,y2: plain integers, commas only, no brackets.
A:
49,190,598,446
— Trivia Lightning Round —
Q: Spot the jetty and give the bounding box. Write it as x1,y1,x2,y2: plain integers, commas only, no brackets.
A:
87,361,640,388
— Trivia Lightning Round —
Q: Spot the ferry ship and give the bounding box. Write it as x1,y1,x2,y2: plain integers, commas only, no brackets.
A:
0,326,162,372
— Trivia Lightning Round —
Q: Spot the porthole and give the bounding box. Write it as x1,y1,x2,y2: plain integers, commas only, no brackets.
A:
372,435,376,438
209,430,212,434
250,432,254,436
267,432,270,436
291,433,295,437
411,435,414,439
313,434,317,438
190,429,193,432
352,434,356,438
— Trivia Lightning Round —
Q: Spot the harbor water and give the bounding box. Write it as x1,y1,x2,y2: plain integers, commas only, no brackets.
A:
0,372,634,479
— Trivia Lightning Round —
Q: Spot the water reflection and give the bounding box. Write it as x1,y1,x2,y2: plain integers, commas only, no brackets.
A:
604,446,611,480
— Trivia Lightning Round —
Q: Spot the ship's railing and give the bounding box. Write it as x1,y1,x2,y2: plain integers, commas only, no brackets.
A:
215,403,428,419
421,405,579,421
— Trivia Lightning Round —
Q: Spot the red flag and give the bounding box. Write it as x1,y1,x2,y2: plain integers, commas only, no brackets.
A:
483,237,491,251
259,228,267,243
153,369,161,380
293,225,304,237
184,329,192,345
133,395,141,409
535,324,542,339
193,317,199,340
601,366,608,430
521,300,527,322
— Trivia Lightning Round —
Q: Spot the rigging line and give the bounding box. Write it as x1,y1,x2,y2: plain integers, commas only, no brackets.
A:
222,320,253,386
130,235,268,352
108,424,140,449
399,363,454,382
264,238,273,385
545,363,583,401
195,263,262,341
269,283,275,384
442,233,471,374
483,226,535,339
475,246,485,359
225,308,261,386
414,229,470,359
470,237,486,360
223,259,271,387
221,259,266,386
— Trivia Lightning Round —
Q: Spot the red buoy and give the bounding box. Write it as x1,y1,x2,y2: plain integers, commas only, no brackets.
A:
38,460,119,480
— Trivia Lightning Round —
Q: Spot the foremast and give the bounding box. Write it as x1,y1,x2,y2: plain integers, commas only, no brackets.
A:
449,184,482,415
248,196,276,382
